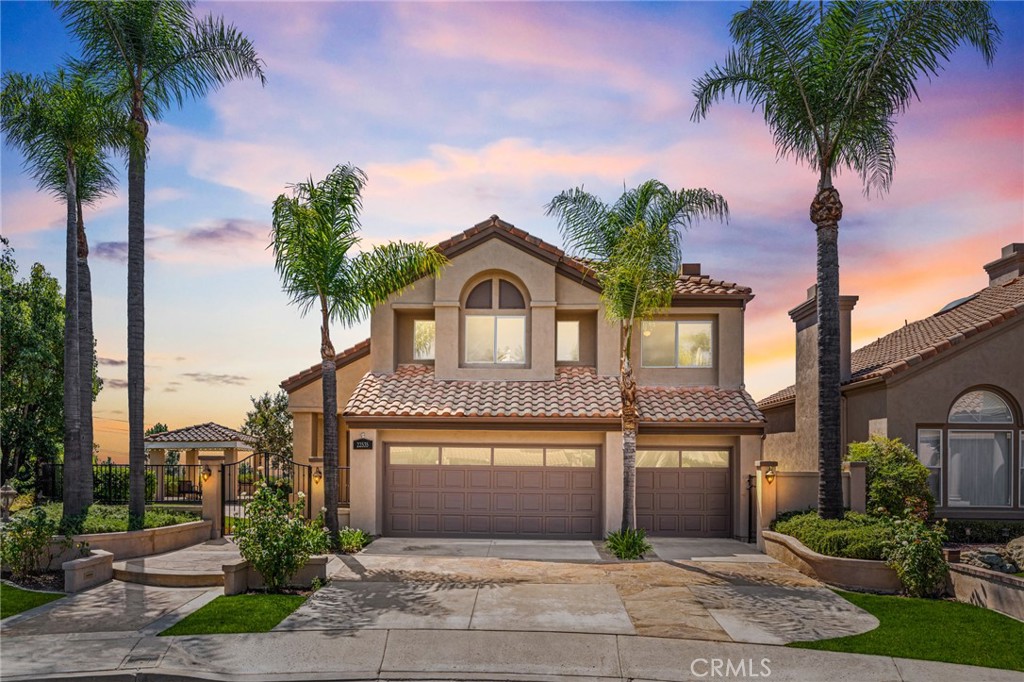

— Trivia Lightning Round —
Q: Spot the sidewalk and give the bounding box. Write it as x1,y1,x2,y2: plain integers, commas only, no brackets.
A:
2,627,1022,681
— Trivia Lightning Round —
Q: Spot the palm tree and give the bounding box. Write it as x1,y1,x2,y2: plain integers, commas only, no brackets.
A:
546,180,728,531
692,1,1000,519
271,164,447,538
1,69,122,521
57,0,265,528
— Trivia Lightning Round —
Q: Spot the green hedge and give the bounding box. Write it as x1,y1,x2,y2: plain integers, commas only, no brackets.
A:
773,511,890,560
22,503,200,534
944,519,1024,544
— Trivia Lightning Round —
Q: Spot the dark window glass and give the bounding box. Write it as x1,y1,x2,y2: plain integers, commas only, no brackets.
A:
466,280,492,309
499,280,525,309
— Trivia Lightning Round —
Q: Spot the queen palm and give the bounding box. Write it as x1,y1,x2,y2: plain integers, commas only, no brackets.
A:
1,70,122,520
57,0,265,528
546,180,728,531
271,164,447,537
692,1,1000,518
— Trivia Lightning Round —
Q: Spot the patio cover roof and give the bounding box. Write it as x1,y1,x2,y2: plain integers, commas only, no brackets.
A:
143,422,256,450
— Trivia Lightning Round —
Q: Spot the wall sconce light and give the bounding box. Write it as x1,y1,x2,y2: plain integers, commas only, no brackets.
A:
764,465,776,485
201,465,212,482
313,467,323,485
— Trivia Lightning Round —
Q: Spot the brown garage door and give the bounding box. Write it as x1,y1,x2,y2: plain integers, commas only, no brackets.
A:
636,449,731,537
385,445,601,538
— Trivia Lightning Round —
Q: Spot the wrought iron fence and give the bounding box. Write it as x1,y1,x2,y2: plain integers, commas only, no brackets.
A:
222,453,311,536
36,462,203,505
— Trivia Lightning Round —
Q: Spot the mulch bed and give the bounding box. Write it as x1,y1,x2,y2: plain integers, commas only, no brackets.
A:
1,572,64,593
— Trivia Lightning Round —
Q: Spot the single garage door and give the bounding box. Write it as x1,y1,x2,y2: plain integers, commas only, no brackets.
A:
636,449,731,537
385,445,601,538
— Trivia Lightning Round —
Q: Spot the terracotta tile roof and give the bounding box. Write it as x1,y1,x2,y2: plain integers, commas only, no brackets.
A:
674,274,753,298
144,422,255,445
758,276,1024,409
345,364,765,425
345,364,621,420
280,339,371,392
638,386,765,424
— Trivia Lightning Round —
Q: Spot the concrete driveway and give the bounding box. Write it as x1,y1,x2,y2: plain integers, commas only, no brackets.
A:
277,537,879,645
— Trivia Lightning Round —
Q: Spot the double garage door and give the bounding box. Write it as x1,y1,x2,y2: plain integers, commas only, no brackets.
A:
636,449,732,537
385,445,601,538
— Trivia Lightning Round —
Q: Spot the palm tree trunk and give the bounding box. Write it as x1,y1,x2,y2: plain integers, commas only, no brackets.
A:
63,156,84,523
320,309,339,539
811,185,844,519
620,354,638,532
127,108,147,530
77,198,94,506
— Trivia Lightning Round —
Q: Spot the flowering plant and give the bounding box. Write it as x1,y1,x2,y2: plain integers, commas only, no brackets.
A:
882,511,947,597
233,482,329,592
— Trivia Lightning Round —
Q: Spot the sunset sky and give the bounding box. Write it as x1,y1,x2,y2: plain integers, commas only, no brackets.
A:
2,1,1022,462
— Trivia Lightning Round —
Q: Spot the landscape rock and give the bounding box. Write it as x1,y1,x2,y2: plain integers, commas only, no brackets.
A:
961,547,1019,574
1006,536,1024,569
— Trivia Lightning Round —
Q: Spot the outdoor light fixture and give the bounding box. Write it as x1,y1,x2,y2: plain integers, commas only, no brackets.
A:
201,465,212,483
764,465,776,485
313,468,323,485
0,483,17,521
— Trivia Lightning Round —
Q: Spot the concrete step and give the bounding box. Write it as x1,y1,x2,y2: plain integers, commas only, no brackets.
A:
112,560,224,588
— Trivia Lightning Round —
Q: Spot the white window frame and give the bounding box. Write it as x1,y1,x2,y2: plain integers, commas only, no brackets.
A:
947,429,1014,508
465,314,526,365
916,428,943,506
640,320,714,369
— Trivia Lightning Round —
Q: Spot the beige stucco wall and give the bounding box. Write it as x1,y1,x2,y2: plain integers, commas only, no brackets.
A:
288,353,371,466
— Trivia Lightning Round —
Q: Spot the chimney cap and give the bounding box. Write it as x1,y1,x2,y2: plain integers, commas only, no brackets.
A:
984,243,1024,286
680,263,701,276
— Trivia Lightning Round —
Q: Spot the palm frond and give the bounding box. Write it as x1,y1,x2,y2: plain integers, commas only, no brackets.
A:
339,242,448,328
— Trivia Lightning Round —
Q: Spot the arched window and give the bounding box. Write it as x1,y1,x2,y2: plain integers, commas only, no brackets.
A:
463,276,527,365
918,388,1020,510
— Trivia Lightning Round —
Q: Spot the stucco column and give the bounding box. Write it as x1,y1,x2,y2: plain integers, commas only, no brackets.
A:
737,435,763,542
149,449,166,502
349,429,379,534
292,412,314,465
603,432,623,536
199,452,225,539
185,449,199,467
755,460,778,550
223,448,237,467
846,460,867,513
309,456,325,521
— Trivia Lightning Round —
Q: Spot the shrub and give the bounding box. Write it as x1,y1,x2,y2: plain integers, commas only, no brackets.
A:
883,515,948,597
945,519,1024,544
233,482,330,592
10,491,35,512
773,511,890,560
847,436,934,518
92,467,156,504
338,526,372,554
0,507,63,579
605,528,652,560
17,503,199,533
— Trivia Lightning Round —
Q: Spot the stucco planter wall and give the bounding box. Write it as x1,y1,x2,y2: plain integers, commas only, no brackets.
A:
63,550,113,593
222,555,328,596
948,563,1024,621
45,521,212,570
763,530,902,594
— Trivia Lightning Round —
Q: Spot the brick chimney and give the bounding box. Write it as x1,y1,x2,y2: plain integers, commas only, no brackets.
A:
789,285,859,468
984,243,1024,286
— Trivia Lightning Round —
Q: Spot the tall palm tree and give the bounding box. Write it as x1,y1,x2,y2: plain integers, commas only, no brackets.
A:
271,164,448,538
692,1,1000,518
57,0,265,528
1,69,122,521
546,180,728,531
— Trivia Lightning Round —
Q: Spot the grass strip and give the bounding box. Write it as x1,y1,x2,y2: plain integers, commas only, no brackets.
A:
789,589,1024,671
159,593,306,635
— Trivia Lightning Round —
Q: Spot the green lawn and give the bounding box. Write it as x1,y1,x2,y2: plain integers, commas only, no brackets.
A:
790,590,1024,671
1,582,64,619
159,594,306,635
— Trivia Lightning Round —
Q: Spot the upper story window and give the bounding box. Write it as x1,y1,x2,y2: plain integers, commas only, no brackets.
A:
641,320,713,368
413,320,435,360
464,277,527,365
556,320,580,362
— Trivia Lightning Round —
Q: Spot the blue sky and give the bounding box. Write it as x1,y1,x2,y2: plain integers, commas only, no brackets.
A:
2,1,1022,459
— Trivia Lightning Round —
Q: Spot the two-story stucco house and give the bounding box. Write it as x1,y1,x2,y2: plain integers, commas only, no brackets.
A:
281,216,765,540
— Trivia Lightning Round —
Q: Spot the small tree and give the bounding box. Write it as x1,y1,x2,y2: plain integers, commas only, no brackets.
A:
241,391,293,466
847,436,934,519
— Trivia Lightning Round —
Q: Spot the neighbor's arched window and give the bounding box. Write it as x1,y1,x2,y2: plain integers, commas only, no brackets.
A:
463,276,527,365
918,389,1019,510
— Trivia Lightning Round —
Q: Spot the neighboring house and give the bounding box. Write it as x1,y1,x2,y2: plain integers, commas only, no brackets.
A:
760,243,1024,521
281,215,765,539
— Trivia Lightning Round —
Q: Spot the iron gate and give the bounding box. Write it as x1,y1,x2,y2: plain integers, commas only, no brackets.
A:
221,453,312,536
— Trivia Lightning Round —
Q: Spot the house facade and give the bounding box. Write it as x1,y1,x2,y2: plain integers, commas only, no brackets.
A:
761,243,1024,521
282,216,765,540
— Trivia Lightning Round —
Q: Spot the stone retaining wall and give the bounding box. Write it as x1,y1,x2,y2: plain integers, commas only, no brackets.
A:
46,521,212,570
948,563,1024,621
763,530,902,593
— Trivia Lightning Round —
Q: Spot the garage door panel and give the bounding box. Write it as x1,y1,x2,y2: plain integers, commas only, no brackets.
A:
386,455,601,539
637,459,732,538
